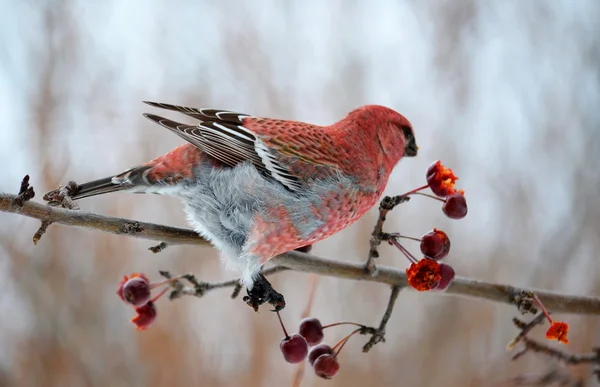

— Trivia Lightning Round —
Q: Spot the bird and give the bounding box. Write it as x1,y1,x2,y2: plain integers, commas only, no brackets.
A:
44,101,418,311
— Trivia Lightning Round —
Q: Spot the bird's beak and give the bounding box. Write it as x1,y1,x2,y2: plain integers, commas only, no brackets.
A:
404,138,418,157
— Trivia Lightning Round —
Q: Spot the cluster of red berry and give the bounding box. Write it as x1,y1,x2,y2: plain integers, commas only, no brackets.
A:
117,273,179,330
277,313,368,380
397,229,456,291
426,160,468,219
387,160,468,292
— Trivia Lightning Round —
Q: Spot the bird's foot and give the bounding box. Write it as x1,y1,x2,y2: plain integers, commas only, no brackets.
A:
43,180,80,209
243,273,286,312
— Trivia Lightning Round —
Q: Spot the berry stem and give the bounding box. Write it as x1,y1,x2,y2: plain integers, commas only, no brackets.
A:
395,235,423,243
332,328,361,357
276,311,290,339
388,237,419,263
412,192,446,202
149,275,186,290
150,286,170,303
321,322,365,330
400,184,430,197
532,293,553,323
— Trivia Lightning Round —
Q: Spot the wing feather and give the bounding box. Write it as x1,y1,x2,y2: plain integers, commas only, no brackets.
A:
143,104,304,191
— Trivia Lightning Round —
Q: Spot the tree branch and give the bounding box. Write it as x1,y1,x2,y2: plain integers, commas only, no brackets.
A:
366,195,410,273
0,192,210,247
1,192,600,315
362,285,403,352
508,315,600,383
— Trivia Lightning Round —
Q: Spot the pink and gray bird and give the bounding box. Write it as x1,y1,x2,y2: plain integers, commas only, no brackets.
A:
44,102,418,310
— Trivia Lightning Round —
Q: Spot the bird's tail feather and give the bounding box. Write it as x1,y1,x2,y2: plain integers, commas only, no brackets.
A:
43,172,138,204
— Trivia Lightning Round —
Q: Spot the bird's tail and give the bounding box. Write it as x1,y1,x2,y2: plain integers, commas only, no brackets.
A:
43,166,150,204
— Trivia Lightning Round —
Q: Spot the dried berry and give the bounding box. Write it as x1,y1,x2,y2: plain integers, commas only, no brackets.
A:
426,160,459,197
546,321,569,344
531,293,570,345
131,301,157,330
406,258,442,291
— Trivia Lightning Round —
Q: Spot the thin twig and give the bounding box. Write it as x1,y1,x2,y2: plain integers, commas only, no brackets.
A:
12,175,35,209
362,285,403,352
365,195,410,274
32,218,52,245
510,366,579,386
512,290,539,315
520,339,600,366
158,266,290,300
149,242,169,253
508,315,600,382
1,192,600,315
507,313,546,350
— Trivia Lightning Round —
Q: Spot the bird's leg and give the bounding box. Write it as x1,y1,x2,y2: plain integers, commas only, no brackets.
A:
243,273,286,312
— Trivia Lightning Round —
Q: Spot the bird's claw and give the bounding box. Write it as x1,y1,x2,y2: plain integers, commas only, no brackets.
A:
243,273,286,312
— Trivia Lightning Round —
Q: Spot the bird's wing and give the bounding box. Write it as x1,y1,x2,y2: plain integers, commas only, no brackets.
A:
143,101,339,192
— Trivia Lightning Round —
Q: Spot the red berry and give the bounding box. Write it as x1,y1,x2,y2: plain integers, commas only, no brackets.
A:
420,229,451,260
443,193,468,219
299,317,324,346
280,333,309,364
295,245,313,253
121,277,151,307
313,354,340,379
308,344,334,366
433,263,455,291
406,258,442,291
131,301,157,330
426,160,459,197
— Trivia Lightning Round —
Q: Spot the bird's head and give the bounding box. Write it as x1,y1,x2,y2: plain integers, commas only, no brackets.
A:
349,105,418,168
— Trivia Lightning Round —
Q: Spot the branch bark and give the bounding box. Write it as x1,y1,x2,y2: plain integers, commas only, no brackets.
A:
1,192,600,315
0,192,209,246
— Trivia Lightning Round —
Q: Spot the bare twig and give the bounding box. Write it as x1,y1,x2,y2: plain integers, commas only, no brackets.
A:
12,175,35,209
32,218,52,245
362,285,403,352
366,195,410,274
149,242,169,253
508,315,600,382
158,267,289,300
507,313,547,350
519,339,600,366
510,366,580,386
512,290,539,315
1,192,600,315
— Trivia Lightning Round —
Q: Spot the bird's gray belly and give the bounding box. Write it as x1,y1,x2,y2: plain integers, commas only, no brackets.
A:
176,161,355,257
176,162,297,253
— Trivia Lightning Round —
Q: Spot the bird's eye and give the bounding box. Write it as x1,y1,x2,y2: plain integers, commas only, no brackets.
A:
401,125,413,141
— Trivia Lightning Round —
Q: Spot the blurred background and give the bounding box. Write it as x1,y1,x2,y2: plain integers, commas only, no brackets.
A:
1,1,599,386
